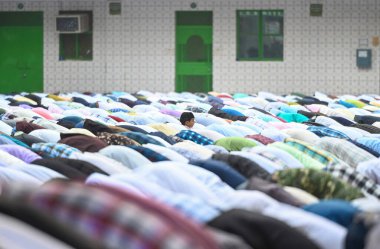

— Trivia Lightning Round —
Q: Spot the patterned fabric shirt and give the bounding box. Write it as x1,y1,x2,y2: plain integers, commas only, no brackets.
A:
273,168,363,201
176,130,214,146
3,180,217,249
97,132,141,146
325,163,380,199
185,106,208,113
269,142,326,170
316,137,376,168
284,138,339,166
31,143,80,158
307,126,351,140
144,187,222,224
109,108,130,113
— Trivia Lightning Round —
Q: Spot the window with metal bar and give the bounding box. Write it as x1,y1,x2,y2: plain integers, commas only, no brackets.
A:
237,10,283,61
59,11,93,61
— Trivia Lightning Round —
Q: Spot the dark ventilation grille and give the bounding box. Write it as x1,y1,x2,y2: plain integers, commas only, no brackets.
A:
310,4,323,17
109,2,121,15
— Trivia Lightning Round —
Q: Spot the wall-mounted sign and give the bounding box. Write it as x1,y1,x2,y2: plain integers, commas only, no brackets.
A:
109,2,121,15
372,36,379,47
310,4,323,17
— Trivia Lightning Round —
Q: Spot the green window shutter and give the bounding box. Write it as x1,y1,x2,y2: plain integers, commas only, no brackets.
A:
237,10,260,60
262,10,284,60
237,9,283,61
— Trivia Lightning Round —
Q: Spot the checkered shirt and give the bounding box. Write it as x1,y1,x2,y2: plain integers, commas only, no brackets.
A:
176,130,214,146
31,143,80,158
325,163,380,199
316,137,376,167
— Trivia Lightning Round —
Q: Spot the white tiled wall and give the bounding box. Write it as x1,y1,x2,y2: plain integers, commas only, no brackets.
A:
1,0,379,95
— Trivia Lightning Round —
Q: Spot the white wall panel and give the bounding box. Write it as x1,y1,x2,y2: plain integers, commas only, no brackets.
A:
0,0,379,95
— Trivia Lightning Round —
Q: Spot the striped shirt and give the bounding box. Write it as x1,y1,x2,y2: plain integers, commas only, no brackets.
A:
284,138,339,166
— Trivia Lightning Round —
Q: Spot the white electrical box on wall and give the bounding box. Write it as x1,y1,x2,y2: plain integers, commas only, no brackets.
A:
56,14,89,33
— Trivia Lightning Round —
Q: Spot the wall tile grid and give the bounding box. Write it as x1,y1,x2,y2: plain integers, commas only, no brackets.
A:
0,0,379,95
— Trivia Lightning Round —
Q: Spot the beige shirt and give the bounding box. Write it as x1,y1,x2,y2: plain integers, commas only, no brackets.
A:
282,128,320,144
149,123,180,136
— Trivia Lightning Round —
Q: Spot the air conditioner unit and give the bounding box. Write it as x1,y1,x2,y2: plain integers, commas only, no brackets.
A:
56,14,89,33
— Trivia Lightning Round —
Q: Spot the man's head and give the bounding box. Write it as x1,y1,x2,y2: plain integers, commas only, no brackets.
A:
180,112,195,128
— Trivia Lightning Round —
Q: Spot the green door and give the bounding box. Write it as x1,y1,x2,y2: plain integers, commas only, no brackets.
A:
176,11,212,93
0,12,43,93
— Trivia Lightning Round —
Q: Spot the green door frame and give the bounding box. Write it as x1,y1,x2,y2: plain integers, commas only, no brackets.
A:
175,11,213,93
0,11,43,93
